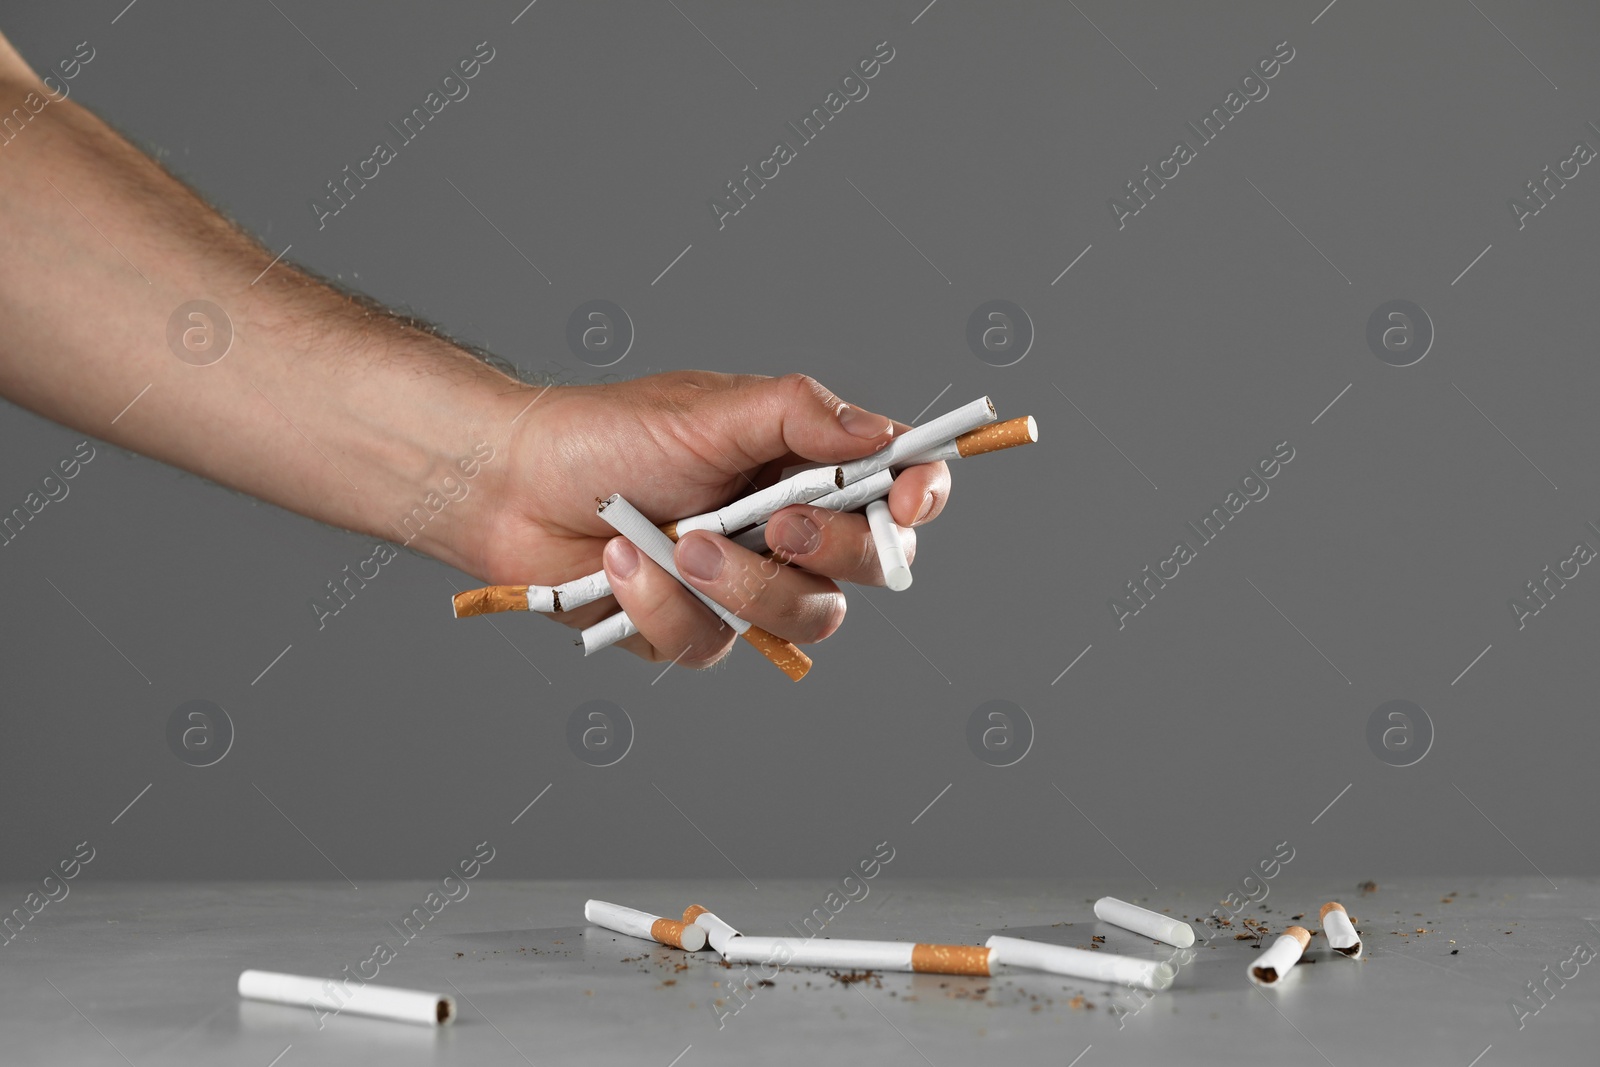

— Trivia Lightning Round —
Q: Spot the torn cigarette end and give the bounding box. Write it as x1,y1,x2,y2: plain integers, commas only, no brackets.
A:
740,625,812,681
1249,926,1312,987
1319,901,1362,956
956,415,1038,458
911,943,992,976
650,917,708,952
451,586,528,617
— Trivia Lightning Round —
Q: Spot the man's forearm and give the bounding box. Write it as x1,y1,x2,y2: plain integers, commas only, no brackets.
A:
0,71,530,573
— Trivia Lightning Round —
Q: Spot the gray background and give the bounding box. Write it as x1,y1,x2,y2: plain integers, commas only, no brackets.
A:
3,0,1597,892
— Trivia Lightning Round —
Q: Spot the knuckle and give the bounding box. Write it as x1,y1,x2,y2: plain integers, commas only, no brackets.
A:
781,372,835,408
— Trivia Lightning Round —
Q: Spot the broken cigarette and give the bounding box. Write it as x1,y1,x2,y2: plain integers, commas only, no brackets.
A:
683,904,742,956
838,396,996,486
722,935,992,976
897,415,1038,466
985,936,1175,991
731,469,894,553
1249,926,1312,987
1093,896,1196,949
1320,902,1361,957
865,500,911,591
584,899,708,952
237,969,453,1027
669,466,843,539
580,610,638,655
452,568,611,617
597,494,811,681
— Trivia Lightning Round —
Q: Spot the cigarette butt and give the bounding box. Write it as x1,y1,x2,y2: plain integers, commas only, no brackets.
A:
956,415,1038,457
1249,926,1312,987
650,917,708,952
1319,902,1362,957
585,899,708,952
740,625,812,681
452,586,528,617
237,969,453,1026
1093,896,1196,948
682,904,743,956
865,499,912,591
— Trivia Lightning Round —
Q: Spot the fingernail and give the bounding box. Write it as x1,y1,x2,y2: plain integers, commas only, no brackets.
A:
678,535,725,582
914,491,935,526
606,538,640,580
772,514,822,557
838,404,893,439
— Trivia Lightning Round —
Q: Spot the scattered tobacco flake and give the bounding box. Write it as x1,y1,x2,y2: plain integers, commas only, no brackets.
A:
1290,914,1304,921
827,970,882,987
661,980,676,987
455,952,464,958
1451,949,1460,955
758,979,775,988
1358,881,1377,895
1091,936,1106,944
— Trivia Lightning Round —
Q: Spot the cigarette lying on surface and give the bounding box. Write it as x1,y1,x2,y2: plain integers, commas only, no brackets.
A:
1093,896,1196,949
683,904,742,956
731,469,894,552
865,500,912,591
597,494,811,681
1248,926,1312,987
452,568,611,617
838,396,996,485
585,899,708,952
896,416,1039,466
667,466,843,540
237,969,453,1027
1320,902,1361,957
722,936,992,976
984,936,1175,991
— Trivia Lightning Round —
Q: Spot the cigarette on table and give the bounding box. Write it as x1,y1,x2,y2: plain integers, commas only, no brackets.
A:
452,568,611,617
598,494,812,681
723,935,992,976
984,936,1175,991
1320,902,1362,957
1248,926,1312,987
664,466,843,540
683,904,742,956
237,969,453,1027
1093,896,1196,949
585,899,708,952
865,500,912,591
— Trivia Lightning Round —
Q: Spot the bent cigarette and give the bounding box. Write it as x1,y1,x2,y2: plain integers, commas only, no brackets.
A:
865,500,912,591
683,904,742,956
579,610,638,654
723,935,992,976
897,416,1038,466
1249,926,1312,987
453,568,612,617
985,936,1175,991
585,899,708,952
732,469,894,553
1093,896,1196,949
1320,902,1361,957
597,494,811,680
838,396,996,486
673,466,843,539
237,969,453,1027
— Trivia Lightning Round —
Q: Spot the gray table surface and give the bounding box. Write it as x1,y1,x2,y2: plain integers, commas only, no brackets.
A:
3,878,1594,1065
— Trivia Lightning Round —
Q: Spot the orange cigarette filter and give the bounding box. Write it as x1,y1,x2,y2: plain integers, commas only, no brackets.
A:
954,415,1037,457
452,586,527,617
911,943,993,976
741,626,812,682
649,917,701,951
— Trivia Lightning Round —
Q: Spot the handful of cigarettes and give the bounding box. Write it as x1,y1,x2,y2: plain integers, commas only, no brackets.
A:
451,397,1039,680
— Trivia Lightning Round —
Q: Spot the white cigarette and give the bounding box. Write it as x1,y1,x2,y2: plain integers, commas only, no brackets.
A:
1248,926,1312,987
683,904,742,956
723,936,992,975
579,609,638,655
1093,896,1196,949
671,467,843,538
984,936,1175,991
1320,902,1361,957
837,396,996,486
865,500,912,591
237,969,453,1027
584,899,708,952
731,469,894,552
897,415,1038,466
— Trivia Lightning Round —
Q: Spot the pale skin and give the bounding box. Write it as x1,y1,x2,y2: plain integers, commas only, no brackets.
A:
0,33,950,669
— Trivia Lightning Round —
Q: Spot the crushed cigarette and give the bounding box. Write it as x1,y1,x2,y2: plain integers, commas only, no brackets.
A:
585,899,708,952
1320,901,1362,957
1249,926,1311,986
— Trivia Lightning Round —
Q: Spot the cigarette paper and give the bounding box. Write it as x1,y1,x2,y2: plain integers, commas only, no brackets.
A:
672,466,843,539
865,500,912,591
837,396,996,486
237,969,453,1027
1319,902,1361,957
1248,926,1312,987
580,609,638,654
584,899,708,952
984,936,1175,991
1093,896,1196,948
597,494,812,681
897,416,1039,466
453,569,612,617
731,469,894,553
722,936,992,976
683,904,742,956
